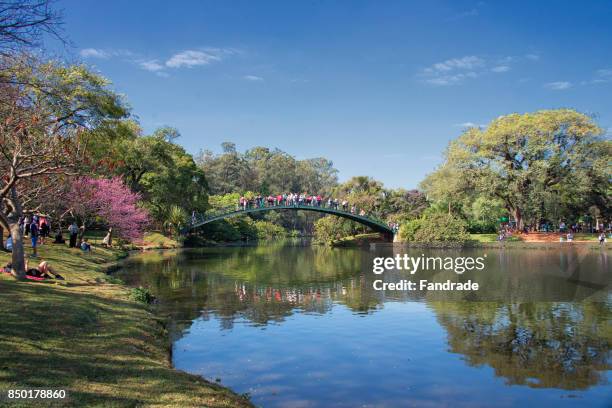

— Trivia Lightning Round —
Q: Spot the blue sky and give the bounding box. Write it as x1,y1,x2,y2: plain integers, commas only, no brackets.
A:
54,0,612,189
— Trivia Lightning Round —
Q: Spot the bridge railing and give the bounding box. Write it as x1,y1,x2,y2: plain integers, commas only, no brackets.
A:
189,202,392,230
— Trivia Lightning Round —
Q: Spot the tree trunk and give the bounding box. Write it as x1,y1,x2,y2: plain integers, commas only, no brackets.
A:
7,186,26,279
511,207,524,231
0,225,4,251
9,221,26,279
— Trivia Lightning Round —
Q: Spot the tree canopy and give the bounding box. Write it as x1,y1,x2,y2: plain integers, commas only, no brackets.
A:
421,109,611,230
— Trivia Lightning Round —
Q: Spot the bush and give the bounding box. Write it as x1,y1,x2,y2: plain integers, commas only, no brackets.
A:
130,287,155,304
467,219,498,234
313,216,360,244
398,218,423,241
253,220,287,240
399,212,469,243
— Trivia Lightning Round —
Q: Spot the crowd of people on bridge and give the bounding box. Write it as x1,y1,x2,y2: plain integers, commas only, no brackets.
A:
238,193,370,216
235,193,400,233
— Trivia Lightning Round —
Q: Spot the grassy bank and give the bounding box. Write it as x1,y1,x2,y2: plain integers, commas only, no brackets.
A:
0,244,252,407
329,233,383,247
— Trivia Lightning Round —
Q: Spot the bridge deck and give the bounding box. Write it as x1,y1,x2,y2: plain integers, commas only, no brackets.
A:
188,204,394,235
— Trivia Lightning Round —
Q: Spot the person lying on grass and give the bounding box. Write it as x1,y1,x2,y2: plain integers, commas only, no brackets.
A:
2,260,64,280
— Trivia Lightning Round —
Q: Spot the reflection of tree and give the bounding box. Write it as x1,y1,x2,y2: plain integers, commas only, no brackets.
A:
118,245,385,330
431,301,611,390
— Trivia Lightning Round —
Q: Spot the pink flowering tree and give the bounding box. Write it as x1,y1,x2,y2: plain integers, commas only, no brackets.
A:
67,177,149,243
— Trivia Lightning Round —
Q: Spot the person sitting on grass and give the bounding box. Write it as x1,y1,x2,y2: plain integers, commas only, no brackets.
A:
2,260,64,280
25,259,64,280
53,229,66,244
80,238,92,252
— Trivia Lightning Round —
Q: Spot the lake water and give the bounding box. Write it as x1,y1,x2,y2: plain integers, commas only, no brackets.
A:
117,243,611,407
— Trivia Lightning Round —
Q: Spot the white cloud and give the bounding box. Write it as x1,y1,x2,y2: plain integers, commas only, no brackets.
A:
165,50,222,68
491,65,510,73
139,60,165,72
243,75,263,81
446,8,479,21
421,56,483,86
544,81,572,90
596,68,612,78
582,68,612,85
525,54,540,61
454,122,484,128
80,48,109,59
425,56,484,73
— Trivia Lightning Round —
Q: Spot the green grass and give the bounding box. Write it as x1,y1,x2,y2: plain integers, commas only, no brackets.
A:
142,232,181,249
469,233,522,243
571,233,600,242
0,244,252,407
331,233,382,247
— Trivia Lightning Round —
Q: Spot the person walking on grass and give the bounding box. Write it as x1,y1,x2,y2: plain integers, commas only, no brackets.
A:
24,215,30,237
102,228,112,248
29,218,39,258
68,222,78,248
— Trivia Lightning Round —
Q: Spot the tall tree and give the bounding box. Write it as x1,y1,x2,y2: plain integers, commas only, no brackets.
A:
106,127,209,224
66,177,149,243
0,57,128,278
422,110,610,229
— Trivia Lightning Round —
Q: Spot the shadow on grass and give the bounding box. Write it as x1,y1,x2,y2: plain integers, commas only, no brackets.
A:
0,280,251,407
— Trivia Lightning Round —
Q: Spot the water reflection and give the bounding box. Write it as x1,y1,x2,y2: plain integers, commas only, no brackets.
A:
117,244,611,406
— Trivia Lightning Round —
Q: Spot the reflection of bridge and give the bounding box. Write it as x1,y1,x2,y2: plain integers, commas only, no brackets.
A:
187,204,395,240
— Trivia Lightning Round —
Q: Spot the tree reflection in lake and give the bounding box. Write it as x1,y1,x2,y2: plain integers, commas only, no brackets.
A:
117,244,611,406
431,301,610,390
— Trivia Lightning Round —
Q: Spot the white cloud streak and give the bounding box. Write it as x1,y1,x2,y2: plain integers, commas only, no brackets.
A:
491,65,510,73
165,50,222,68
139,60,165,72
243,75,263,81
420,56,483,86
544,81,572,90
80,48,109,58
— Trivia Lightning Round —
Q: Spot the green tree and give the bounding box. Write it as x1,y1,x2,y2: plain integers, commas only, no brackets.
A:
422,109,610,230
0,57,128,278
98,127,208,225
399,211,469,243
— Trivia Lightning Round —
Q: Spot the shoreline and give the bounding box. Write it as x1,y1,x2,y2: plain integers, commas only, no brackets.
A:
0,245,253,407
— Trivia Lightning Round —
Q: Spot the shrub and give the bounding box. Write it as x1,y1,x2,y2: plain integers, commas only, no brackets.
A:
467,219,498,234
130,287,155,304
399,212,469,243
253,220,287,240
398,218,423,241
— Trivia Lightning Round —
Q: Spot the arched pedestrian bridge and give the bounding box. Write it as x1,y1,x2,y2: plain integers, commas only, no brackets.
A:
187,204,395,239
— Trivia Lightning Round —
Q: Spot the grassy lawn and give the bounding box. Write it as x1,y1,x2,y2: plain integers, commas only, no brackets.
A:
469,233,522,243
331,233,382,246
141,232,182,249
0,244,252,407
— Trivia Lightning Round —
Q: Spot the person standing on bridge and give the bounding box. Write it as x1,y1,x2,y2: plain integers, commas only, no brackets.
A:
342,200,348,211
